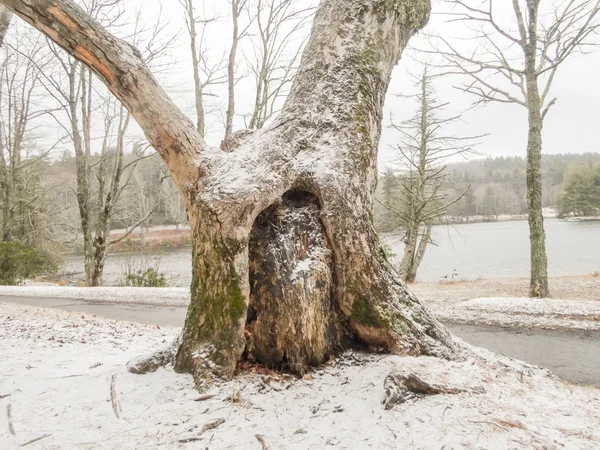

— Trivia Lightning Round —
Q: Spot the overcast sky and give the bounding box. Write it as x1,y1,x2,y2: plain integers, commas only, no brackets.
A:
21,0,600,168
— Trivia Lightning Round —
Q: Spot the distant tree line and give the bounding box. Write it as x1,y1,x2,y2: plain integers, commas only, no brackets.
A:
375,153,600,231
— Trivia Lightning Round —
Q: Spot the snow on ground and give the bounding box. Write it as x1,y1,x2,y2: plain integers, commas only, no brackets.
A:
430,297,600,331
1,285,599,331
1,302,600,449
0,286,190,307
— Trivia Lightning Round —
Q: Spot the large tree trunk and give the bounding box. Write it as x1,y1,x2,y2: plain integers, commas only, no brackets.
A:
3,0,459,389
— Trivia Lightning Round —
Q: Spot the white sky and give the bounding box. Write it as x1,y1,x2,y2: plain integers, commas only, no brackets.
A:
14,0,600,168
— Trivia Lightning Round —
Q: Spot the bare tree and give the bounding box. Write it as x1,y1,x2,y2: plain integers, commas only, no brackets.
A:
180,0,227,136
246,0,314,130
386,67,479,283
36,1,169,285
2,0,460,390
428,0,600,297
224,0,252,138
0,23,54,245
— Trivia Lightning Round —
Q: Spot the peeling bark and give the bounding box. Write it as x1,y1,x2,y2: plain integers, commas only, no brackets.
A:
3,0,460,389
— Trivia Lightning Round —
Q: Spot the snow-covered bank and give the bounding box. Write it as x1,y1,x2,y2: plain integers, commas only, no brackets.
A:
1,302,599,449
0,285,189,307
429,297,600,331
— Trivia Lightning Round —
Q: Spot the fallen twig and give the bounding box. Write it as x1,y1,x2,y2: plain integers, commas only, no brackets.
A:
200,418,225,434
110,374,121,419
256,434,270,449
0,394,11,399
7,404,15,436
20,434,50,447
467,419,510,433
194,394,216,402
178,418,225,444
178,436,203,444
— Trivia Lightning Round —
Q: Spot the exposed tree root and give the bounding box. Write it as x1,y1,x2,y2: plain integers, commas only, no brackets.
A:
127,334,182,375
383,366,484,410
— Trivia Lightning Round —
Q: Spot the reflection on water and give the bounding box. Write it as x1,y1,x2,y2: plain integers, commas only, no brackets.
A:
64,219,600,286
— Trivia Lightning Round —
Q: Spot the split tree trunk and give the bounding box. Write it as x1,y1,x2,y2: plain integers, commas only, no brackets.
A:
401,223,432,283
3,0,459,389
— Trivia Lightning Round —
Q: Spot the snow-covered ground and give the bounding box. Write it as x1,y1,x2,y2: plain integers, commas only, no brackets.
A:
428,297,600,331
1,302,600,449
1,285,599,331
0,285,190,307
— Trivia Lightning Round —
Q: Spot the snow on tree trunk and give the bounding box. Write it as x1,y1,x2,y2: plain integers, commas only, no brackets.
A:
2,0,460,389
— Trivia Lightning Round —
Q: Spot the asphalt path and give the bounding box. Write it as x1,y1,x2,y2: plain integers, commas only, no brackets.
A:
2,295,599,388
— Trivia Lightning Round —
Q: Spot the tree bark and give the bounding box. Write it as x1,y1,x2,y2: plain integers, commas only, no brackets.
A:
524,84,550,298
524,3,550,298
3,0,459,389
401,222,431,283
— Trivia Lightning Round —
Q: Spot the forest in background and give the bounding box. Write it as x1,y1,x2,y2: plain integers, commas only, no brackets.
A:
11,150,600,255
375,152,600,232
4,149,185,253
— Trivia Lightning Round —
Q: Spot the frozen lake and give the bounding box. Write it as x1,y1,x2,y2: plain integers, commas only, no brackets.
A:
64,218,600,286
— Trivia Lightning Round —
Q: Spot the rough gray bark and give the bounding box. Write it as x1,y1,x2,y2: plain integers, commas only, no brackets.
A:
3,0,460,390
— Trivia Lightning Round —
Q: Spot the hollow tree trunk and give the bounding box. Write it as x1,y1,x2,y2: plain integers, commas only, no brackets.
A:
3,0,459,390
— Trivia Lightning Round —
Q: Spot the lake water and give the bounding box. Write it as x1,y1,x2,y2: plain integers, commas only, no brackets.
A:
382,218,600,282
64,219,600,286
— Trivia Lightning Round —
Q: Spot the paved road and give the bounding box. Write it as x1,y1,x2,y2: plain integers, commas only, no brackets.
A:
2,295,599,388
